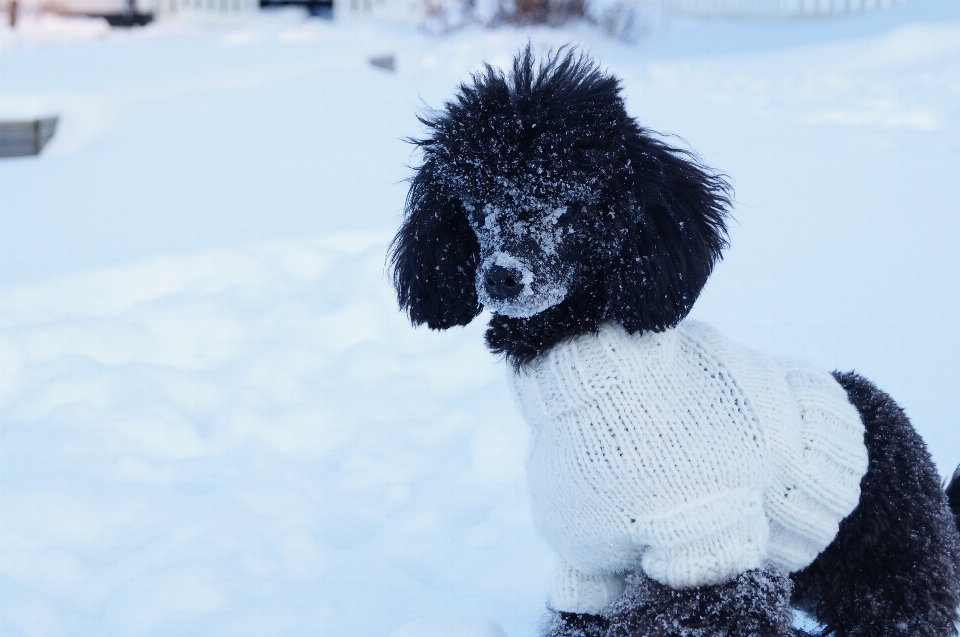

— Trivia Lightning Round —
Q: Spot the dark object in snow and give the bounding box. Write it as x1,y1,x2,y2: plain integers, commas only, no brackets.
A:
0,116,58,158
369,54,395,72
98,11,153,26
260,0,332,18
607,566,793,637
389,47,960,637
308,3,332,18
790,371,960,637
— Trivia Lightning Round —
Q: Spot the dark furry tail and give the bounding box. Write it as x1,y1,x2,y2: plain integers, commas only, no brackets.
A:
946,465,960,533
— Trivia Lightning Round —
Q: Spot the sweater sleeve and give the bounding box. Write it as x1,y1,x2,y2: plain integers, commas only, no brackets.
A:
548,561,626,615
761,362,868,571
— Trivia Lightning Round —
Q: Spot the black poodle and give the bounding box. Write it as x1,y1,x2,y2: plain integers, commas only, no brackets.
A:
389,47,960,637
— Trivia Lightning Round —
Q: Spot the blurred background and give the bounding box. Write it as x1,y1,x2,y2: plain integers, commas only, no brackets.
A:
1,1,959,636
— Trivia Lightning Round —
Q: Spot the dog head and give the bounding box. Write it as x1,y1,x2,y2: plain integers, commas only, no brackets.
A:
390,47,731,353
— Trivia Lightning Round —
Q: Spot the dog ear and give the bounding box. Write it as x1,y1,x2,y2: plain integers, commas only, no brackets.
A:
389,160,482,329
604,133,731,333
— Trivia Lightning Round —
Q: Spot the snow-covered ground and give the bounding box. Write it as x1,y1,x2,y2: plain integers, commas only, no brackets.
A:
2,3,960,636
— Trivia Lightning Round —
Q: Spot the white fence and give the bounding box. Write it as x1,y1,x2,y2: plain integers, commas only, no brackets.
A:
154,0,257,21
647,0,902,17
334,0,427,23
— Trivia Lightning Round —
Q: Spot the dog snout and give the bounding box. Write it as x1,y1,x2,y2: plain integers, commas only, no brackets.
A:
484,265,524,300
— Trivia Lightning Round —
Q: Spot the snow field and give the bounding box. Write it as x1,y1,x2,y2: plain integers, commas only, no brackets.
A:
2,3,960,635
1,233,545,636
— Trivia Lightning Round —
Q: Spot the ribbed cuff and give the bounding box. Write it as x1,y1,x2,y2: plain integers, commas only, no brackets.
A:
548,562,626,615
767,366,868,571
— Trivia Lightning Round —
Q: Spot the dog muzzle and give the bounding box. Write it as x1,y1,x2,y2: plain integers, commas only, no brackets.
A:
476,253,568,319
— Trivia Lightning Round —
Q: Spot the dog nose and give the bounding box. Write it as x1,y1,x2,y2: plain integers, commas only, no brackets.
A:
484,265,524,300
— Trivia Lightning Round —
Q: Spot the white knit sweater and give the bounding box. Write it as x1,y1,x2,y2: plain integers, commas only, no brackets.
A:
510,320,868,615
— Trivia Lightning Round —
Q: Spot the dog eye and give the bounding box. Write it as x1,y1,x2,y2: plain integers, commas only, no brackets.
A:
557,205,579,223
465,204,485,228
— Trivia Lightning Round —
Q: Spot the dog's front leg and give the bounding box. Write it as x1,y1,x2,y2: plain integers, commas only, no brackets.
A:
540,561,624,636
606,565,794,637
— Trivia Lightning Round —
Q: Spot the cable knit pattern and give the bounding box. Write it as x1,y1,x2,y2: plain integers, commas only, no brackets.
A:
511,320,868,614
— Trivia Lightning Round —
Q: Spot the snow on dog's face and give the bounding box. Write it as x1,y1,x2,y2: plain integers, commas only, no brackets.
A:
413,49,625,321
458,165,604,318
390,47,730,364
467,201,581,318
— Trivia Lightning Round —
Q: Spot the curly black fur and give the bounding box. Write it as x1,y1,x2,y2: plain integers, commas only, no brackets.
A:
791,371,960,637
605,566,794,637
389,158,483,329
485,282,606,368
388,46,731,366
542,611,610,637
946,465,960,533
